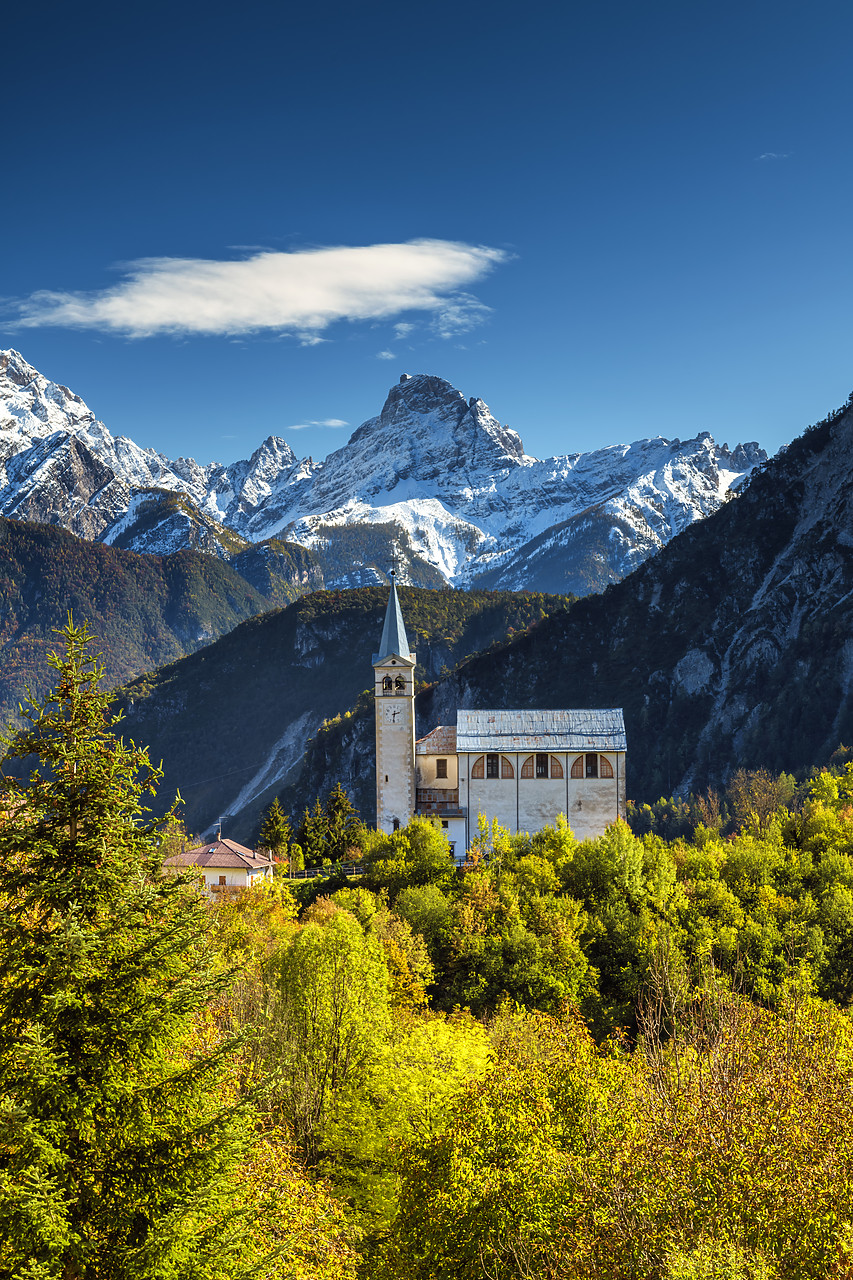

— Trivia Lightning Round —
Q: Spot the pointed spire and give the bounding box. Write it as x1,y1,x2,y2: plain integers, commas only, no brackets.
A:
374,570,411,662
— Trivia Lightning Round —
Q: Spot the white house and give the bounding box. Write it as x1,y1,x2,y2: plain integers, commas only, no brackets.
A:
163,837,274,895
374,577,627,849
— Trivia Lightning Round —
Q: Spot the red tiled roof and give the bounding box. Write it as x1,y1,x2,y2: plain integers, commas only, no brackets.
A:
163,837,273,872
416,725,457,754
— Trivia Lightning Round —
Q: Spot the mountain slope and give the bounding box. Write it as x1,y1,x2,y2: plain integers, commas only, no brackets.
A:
115,588,573,837
284,395,853,819
0,349,307,541
0,517,276,725
275,377,764,592
0,351,765,593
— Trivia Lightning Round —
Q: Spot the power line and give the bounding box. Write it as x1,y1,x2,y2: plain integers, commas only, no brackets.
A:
175,758,280,791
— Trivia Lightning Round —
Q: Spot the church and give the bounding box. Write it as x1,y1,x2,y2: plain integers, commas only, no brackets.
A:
373,578,627,852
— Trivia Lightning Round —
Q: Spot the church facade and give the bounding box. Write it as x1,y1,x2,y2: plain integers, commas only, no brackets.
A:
373,580,627,850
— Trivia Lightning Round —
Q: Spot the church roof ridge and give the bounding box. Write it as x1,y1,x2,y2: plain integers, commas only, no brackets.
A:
373,574,412,663
456,708,627,752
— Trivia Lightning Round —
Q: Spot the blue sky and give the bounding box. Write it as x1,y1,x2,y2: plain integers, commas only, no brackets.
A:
3,0,852,465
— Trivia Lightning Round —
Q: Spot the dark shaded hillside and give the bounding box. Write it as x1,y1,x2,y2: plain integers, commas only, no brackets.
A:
0,517,273,724
115,588,572,838
303,521,448,589
287,396,853,818
230,537,324,604
104,490,326,605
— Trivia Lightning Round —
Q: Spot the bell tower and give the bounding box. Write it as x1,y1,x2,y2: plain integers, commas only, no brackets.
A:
373,572,417,833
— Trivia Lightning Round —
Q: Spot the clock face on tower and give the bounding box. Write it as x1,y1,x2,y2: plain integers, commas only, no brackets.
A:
383,703,403,725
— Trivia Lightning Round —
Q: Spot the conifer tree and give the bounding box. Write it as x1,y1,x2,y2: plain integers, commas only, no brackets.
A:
258,798,299,872
324,784,364,865
297,798,330,867
295,787,363,868
0,621,258,1278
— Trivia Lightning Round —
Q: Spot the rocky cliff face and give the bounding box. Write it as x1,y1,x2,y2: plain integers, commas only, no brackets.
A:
412,396,853,801
0,351,766,594
0,349,304,540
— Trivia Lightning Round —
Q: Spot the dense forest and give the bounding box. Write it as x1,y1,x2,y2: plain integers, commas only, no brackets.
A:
5,622,853,1278
0,515,317,727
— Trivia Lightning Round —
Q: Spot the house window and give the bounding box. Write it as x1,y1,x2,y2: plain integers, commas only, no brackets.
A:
536,753,549,778
218,875,226,886
471,756,485,779
550,756,564,779
571,755,584,778
393,818,400,831
521,755,534,778
394,675,405,692
382,676,393,693
441,819,449,829
501,756,514,779
436,758,448,778
586,753,598,778
486,753,500,778
600,755,614,778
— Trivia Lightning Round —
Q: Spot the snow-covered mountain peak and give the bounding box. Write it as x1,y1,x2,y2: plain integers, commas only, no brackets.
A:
247,434,299,474
371,371,528,463
0,349,98,440
311,372,530,514
0,351,769,593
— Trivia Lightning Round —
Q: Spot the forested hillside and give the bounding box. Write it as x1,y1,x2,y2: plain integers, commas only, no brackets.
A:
0,514,329,727
7,625,853,1278
0,516,280,724
116,587,572,838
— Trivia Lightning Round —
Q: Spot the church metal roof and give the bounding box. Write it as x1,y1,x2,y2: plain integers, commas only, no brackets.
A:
456,709,626,752
372,576,412,663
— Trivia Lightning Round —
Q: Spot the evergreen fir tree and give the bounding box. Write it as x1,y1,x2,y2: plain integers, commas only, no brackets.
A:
0,621,259,1278
296,798,330,868
257,798,292,866
324,784,364,865
295,787,363,868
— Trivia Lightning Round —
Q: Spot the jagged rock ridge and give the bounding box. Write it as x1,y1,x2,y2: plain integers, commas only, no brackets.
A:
0,352,766,594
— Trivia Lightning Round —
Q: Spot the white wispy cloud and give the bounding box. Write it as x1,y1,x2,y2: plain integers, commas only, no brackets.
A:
286,417,350,431
393,321,415,338
430,292,493,338
756,152,790,160
376,350,396,360
14,240,509,340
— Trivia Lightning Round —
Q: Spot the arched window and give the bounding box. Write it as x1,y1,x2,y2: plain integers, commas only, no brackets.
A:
394,675,405,692
501,756,514,778
521,755,534,778
471,755,485,779
585,753,598,778
570,755,584,779
600,755,614,778
550,756,564,779
382,675,393,693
